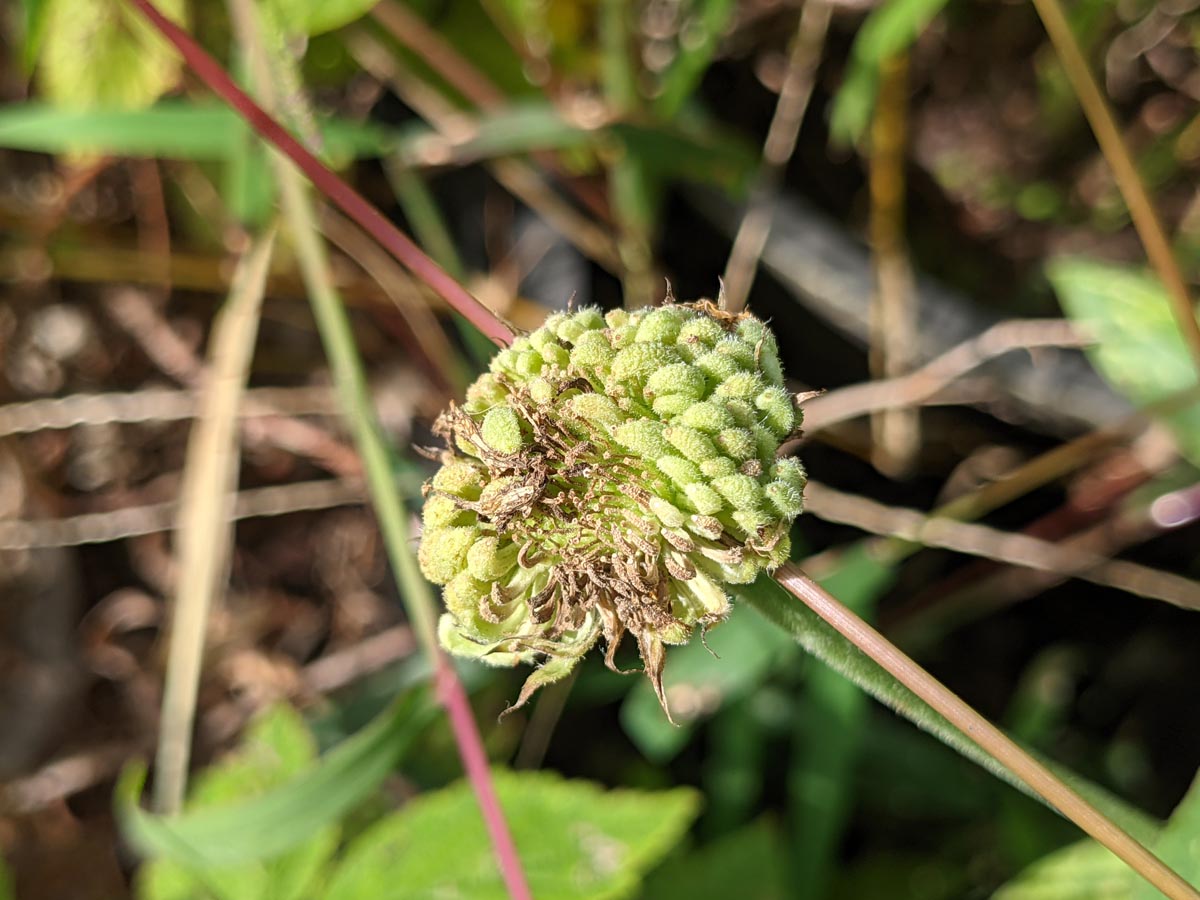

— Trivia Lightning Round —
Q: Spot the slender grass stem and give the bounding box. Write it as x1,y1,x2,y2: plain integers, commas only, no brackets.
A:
1031,0,1200,375
220,4,532,897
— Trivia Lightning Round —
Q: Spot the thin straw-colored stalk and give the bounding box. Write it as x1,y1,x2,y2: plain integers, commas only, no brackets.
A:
774,563,1200,900
125,0,513,348
723,0,830,313
866,52,918,477
1031,0,1200,375
154,228,276,813
224,3,531,897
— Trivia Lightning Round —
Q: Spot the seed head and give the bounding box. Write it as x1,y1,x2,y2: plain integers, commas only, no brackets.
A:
419,299,806,718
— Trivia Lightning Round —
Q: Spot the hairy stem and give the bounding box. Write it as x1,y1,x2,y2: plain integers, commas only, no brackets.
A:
774,563,1199,900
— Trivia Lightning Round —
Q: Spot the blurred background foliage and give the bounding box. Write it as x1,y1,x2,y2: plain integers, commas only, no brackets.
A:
1,0,1199,897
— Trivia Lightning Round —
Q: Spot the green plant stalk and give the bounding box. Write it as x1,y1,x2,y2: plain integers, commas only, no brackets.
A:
773,563,1200,900
1031,0,1200,375
226,4,531,898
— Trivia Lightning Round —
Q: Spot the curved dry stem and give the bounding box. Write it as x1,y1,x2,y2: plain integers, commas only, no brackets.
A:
1031,0,1200,375
774,562,1200,900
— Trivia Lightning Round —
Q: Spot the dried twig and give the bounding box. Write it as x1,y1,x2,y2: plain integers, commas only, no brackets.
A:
154,228,275,814
0,387,337,436
804,480,1200,610
793,318,1090,439
724,0,831,313
0,479,364,550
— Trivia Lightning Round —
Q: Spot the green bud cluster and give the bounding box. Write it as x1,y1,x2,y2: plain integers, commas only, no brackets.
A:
418,299,805,716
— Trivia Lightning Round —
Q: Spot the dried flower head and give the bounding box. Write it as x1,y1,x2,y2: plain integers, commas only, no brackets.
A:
418,298,805,717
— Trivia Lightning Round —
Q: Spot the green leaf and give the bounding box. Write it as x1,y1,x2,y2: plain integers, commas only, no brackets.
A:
640,818,789,900
1048,257,1200,466
993,840,1131,899
322,770,701,900
0,102,398,162
995,766,1200,899
739,573,1163,844
829,0,951,145
117,690,437,868
1132,769,1200,900
36,0,186,111
264,0,379,36
621,596,796,762
137,704,338,900
788,544,896,896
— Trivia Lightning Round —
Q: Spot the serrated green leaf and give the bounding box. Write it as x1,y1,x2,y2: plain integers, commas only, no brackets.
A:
1048,257,1200,466
993,840,1131,900
1132,769,1200,900
137,704,338,900
37,0,186,111
322,770,701,900
117,690,436,868
739,573,1162,844
829,0,951,146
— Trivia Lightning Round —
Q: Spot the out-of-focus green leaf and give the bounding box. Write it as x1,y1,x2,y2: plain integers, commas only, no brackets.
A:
36,0,186,111
621,596,796,762
0,850,13,900
1132,770,1200,900
829,0,951,146
789,544,896,896
740,574,1162,844
265,0,378,36
640,818,789,900
137,705,339,900
992,840,1130,900
0,102,398,162
612,122,756,194
322,770,701,900
117,690,436,867
397,102,599,166
1048,257,1200,466
20,0,52,72
654,0,738,117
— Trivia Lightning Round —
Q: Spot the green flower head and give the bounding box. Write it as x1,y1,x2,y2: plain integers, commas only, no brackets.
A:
418,298,805,718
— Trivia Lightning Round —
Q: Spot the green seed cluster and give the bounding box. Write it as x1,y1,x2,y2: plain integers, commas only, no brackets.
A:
418,300,805,715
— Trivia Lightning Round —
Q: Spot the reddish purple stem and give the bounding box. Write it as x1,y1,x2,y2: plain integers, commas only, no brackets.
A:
125,0,514,348
435,659,533,900
123,1,530,897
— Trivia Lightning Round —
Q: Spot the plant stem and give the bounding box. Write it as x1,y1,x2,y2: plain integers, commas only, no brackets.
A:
154,229,275,814
223,4,531,897
124,0,514,348
774,562,1200,900
1031,0,1200,375
723,0,830,314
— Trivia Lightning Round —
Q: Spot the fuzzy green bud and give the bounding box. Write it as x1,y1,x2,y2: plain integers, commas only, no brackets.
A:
421,298,804,720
